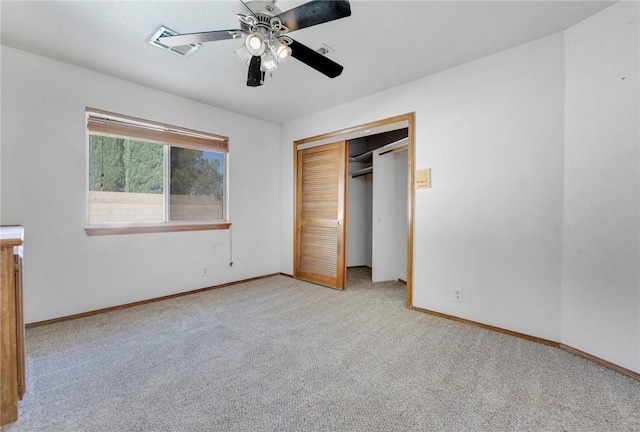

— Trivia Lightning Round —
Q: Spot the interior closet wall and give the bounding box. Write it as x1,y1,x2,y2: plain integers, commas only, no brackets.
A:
346,171,370,267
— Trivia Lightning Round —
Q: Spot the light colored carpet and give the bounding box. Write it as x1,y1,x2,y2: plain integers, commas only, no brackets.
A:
3,268,640,431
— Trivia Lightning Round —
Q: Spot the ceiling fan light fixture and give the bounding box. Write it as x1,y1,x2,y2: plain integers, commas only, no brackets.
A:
234,45,253,65
261,50,278,72
245,33,266,56
271,39,292,64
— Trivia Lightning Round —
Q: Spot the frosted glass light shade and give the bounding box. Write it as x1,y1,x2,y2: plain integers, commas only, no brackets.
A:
276,45,291,64
234,46,253,65
245,33,266,56
271,39,292,64
261,50,277,72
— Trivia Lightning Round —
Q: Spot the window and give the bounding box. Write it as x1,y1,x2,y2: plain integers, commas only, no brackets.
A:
85,108,229,236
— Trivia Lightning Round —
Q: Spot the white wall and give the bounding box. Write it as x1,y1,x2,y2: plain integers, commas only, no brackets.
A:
1,47,282,323
346,174,368,267
282,2,640,374
4,2,636,375
282,32,565,342
562,1,640,372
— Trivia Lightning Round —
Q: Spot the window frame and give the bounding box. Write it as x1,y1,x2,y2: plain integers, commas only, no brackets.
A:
84,108,231,236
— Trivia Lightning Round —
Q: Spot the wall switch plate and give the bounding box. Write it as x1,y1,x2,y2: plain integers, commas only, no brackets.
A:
202,267,208,277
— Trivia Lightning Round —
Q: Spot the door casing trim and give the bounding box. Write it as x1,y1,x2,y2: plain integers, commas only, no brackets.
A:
292,112,416,308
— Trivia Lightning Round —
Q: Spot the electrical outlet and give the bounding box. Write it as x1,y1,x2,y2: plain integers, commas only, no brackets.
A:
454,289,463,303
202,267,208,277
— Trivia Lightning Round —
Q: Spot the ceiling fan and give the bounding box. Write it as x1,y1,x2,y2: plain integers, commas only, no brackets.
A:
159,0,351,87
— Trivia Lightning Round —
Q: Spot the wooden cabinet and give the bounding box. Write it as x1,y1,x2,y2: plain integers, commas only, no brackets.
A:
0,226,25,426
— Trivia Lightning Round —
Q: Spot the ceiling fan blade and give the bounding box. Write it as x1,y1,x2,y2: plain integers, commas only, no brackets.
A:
247,55,265,87
159,30,243,47
276,0,351,32
289,39,343,78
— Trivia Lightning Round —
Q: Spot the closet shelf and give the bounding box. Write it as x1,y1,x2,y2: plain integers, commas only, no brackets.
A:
349,137,409,162
351,166,373,178
349,150,374,163
349,135,408,178
378,137,409,154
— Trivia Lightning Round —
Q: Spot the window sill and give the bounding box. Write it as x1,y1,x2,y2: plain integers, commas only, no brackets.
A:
85,222,231,236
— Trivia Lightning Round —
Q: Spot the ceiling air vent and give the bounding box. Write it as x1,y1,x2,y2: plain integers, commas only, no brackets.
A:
148,26,200,58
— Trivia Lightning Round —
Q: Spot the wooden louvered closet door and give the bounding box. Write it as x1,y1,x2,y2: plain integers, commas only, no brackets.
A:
294,141,347,290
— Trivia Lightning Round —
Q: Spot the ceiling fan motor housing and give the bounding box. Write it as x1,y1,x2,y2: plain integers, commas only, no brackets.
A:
244,1,283,21
240,1,284,31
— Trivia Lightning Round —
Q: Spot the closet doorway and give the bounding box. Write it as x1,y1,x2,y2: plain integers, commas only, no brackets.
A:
348,128,408,284
293,113,415,308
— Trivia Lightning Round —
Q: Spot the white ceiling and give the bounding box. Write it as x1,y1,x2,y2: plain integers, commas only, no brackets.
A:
1,0,614,124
